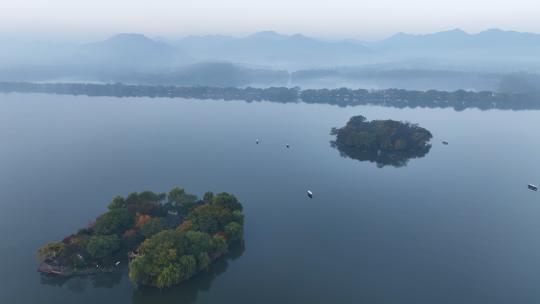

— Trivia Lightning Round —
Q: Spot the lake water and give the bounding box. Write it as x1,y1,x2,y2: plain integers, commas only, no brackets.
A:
1,93,539,303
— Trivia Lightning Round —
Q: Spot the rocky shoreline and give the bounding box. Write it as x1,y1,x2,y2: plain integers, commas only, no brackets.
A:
38,259,121,277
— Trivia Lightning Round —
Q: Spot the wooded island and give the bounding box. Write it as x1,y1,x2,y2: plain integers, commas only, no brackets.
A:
331,115,433,167
36,187,244,289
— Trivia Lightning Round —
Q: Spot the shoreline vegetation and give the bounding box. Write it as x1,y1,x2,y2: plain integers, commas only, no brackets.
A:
331,115,433,167
36,187,244,289
1,82,540,110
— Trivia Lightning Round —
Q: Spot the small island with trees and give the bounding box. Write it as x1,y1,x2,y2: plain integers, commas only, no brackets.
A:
331,115,433,167
36,187,244,289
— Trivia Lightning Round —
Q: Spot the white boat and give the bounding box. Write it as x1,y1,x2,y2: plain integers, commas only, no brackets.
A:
528,184,538,191
307,190,313,198
115,261,121,266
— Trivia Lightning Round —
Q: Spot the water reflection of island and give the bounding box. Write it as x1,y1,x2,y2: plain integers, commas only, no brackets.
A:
332,142,431,168
39,242,245,299
331,115,432,168
39,267,124,293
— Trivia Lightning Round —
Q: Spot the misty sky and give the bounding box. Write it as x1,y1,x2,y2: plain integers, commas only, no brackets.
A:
2,0,539,40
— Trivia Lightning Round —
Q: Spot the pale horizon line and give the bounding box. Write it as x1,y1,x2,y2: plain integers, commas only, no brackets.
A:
2,27,540,44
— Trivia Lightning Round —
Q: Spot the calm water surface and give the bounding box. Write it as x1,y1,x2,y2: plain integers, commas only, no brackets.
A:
0,93,539,303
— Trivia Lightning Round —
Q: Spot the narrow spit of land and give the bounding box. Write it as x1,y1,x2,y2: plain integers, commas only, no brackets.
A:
2,82,540,110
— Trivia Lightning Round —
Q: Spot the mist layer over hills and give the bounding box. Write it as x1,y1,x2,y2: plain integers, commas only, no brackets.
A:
1,29,540,91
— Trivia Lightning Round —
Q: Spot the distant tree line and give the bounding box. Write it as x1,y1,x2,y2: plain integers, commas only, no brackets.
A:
0,82,298,103
300,88,540,110
2,82,540,110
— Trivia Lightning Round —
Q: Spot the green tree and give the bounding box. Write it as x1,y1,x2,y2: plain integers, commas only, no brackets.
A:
187,204,223,234
122,191,165,216
93,208,134,235
224,222,243,243
156,264,182,289
213,193,243,211
140,218,167,238
129,229,189,288
86,235,120,259
107,196,126,210
203,191,214,204
138,190,164,203
168,187,197,205
212,235,228,255
197,252,210,271
129,257,151,285
184,231,213,254
178,255,197,279
231,210,244,226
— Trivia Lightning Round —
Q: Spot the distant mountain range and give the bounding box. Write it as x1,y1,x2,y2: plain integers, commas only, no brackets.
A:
172,29,540,69
174,31,373,68
1,29,540,89
370,29,540,69
374,28,540,50
3,29,540,70
78,33,189,69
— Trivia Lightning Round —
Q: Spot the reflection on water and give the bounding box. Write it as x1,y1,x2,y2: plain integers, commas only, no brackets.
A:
331,142,432,168
39,242,245,301
2,94,540,303
132,242,245,304
40,268,124,293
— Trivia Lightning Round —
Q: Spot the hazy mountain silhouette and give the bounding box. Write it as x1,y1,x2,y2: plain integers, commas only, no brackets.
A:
375,29,540,50
375,29,472,49
78,33,190,69
175,31,374,68
372,29,540,62
2,29,540,88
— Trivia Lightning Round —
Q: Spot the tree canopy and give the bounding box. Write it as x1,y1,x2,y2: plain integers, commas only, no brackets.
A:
87,235,121,259
93,208,134,236
36,187,244,289
129,190,244,288
331,115,433,167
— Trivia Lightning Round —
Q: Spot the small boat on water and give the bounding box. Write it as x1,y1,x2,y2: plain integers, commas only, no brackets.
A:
286,144,290,148
115,261,121,266
256,139,259,145
528,184,538,191
442,141,449,145
307,190,313,198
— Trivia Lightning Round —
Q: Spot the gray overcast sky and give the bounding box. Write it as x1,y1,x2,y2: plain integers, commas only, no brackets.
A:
2,0,539,39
